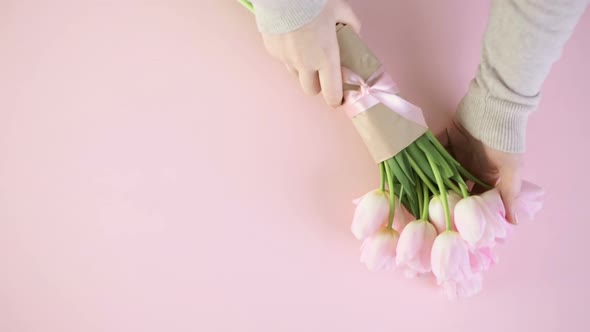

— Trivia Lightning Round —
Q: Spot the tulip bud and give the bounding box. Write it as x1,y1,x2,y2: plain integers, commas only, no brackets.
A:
431,231,482,299
360,227,400,271
429,191,461,233
396,220,437,277
454,196,488,246
351,189,390,240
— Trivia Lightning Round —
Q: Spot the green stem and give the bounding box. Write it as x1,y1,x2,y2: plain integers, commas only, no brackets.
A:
444,178,462,197
404,151,439,195
425,153,451,231
452,173,470,195
425,131,491,189
399,184,406,215
379,162,386,192
416,180,423,220
421,179,430,220
384,161,396,229
458,181,469,198
457,167,492,190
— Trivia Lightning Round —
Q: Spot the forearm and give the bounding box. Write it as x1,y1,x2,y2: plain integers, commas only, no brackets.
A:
249,0,327,33
457,0,588,153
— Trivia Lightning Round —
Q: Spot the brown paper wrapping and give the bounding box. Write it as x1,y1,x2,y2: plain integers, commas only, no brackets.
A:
336,24,427,163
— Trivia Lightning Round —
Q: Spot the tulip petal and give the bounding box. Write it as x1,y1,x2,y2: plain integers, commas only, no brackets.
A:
454,197,486,245
514,181,544,223
429,196,447,234
360,227,399,271
431,231,470,283
351,190,390,240
396,220,437,275
469,247,498,273
480,189,506,218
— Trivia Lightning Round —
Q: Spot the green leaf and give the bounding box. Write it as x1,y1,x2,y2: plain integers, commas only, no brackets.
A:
404,191,420,219
425,131,459,165
403,150,439,195
406,143,436,182
389,173,419,218
387,159,417,206
387,158,418,218
416,137,454,179
393,153,415,185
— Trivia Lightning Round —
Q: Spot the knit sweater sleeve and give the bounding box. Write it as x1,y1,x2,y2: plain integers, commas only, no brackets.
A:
249,0,327,34
456,0,588,153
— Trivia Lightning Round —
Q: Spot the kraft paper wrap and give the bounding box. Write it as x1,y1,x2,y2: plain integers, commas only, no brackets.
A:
336,24,427,163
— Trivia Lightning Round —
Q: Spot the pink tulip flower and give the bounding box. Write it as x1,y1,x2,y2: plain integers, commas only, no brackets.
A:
351,189,390,240
454,196,488,246
443,273,483,299
431,231,482,299
479,189,510,244
396,220,437,278
514,180,545,223
360,227,400,271
480,188,505,218
469,247,498,273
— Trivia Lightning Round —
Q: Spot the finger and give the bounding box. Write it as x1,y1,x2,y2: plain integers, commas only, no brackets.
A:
318,47,343,107
285,64,298,76
496,172,522,225
262,35,282,60
319,66,343,107
335,3,362,33
299,70,321,95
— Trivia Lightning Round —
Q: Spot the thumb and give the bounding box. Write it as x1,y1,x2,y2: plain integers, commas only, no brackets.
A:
496,171,522,225
334,2,361,33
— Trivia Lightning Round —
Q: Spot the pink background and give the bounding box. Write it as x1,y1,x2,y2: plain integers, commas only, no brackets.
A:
1,1,589,331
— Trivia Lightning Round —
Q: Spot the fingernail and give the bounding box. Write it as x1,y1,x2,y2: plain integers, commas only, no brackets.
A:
513,212,520,225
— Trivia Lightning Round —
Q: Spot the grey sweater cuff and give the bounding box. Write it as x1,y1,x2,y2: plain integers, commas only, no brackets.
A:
457,81,535,153
250,0,327,34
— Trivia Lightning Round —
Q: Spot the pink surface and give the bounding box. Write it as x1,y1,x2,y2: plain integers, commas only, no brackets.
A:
0,1,588,331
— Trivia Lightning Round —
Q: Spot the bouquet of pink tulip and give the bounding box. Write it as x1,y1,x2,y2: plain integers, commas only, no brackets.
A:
355,173,543,299
239,0,544,299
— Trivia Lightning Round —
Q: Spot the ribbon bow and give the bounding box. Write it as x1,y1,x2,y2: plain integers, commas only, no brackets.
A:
340,67,427,127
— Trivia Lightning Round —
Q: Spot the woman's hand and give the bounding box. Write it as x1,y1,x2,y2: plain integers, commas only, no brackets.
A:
260,0,361,107
447,119,524,225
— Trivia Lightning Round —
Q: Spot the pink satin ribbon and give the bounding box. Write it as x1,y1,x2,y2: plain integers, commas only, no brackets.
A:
340,66,427,127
